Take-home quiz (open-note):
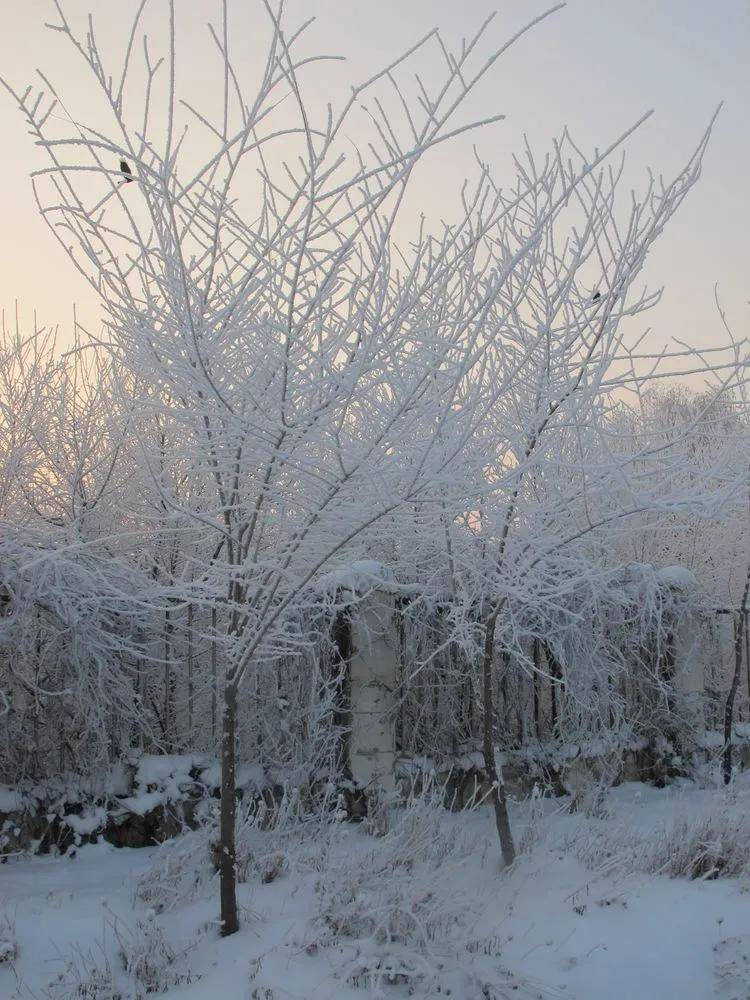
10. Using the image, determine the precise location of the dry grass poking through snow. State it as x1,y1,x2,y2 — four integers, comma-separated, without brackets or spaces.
310,787,560,998
570,788,750,880
44,907,198,999
0,912,17,967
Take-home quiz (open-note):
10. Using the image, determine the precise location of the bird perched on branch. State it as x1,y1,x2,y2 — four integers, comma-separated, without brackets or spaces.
119,159,134,183
591,290,601,303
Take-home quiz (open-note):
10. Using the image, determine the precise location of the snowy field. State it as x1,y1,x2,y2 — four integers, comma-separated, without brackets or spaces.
3,775,750,1000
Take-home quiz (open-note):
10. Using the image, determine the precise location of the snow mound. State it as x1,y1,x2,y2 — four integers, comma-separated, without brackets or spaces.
63,807,108,837
118,754,207,816
0,786,27,813
316,559,396,597
656,565,699,590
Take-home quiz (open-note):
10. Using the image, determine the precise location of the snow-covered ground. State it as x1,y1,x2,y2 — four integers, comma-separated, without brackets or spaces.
2,776,750,999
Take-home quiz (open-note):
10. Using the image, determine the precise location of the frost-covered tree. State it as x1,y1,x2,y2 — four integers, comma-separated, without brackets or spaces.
444,122,743,862
4,0,579,931
2,0,746,920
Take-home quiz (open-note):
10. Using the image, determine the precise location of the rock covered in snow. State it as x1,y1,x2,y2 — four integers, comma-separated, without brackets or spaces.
655,565,700,591
315,559,397,598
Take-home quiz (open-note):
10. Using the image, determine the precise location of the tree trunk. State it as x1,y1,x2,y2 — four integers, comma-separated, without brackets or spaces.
481,609,516,866
723,612,744,785
544,641,564,735
187,601,194,742
331,611,353,776
211,607,218,742
163,605,175,752
533,637,541,739
723,555,750,784
219,678,239,935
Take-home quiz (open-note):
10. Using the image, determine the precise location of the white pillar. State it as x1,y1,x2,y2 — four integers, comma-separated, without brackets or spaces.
672,608,709,698
659,566,708,736
349,588,398,795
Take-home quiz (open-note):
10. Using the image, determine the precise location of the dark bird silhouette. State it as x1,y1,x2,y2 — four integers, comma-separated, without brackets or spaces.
591,290,601,302
119,159,134,183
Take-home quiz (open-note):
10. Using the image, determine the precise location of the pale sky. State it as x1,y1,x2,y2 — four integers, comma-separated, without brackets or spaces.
1,0,748,369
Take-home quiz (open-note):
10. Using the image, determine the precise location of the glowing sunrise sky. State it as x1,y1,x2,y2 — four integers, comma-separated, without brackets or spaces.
1,0,747,373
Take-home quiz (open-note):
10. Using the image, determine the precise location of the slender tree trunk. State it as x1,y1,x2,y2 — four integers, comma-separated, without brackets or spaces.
550,676,557,732
164,605,174,751
331,611,353,775
544,641,564,734
481,609,516,866
219,677,239,935
187,602,194,743
723,558,750,784
723,612,745,784
533,636,541,739
211,607,218,743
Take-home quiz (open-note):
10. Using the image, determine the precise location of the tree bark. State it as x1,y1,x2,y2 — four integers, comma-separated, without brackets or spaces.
187,601,194,742
163,605,175,752
723,556,750,785
219,678,239,935
543,641,564,735
481,609,516,866
723,612,745,785
533,637,541,739
211,607,218,742
331,611,353,776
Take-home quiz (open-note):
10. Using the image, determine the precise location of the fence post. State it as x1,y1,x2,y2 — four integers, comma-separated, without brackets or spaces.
349,587,398,795
668,578,709,740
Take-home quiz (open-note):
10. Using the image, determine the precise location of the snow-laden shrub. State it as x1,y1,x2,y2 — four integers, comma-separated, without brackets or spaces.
233,783,343,881
572,793,750,880
563,752,619,819
115,911,196,993
0,911,17,965
45,911,196,998
361,783,390,837
518,785,547,855
134,825,216,912
45,945,120,1000
644,808,750,879
134,784,335,912
311,787,478,993
0,529,160,785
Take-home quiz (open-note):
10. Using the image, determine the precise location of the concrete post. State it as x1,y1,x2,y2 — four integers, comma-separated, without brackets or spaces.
349,588,399,795
672,607,709,698
661,567,709,739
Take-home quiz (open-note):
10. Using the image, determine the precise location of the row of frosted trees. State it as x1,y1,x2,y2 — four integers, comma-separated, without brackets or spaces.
1,0,748,930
